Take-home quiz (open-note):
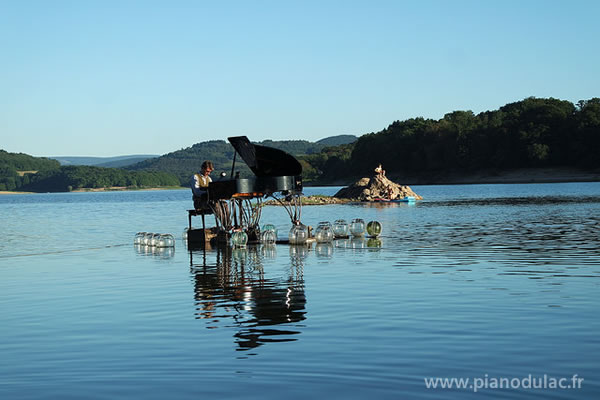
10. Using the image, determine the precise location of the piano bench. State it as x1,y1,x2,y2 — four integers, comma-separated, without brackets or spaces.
188,208,213,230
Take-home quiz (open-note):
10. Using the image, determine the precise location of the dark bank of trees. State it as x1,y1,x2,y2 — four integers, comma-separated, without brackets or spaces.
0,150,60,191
0,150,60,171
20,166,180,192
299,143,355,183
0,162,179,192
302,97,600,183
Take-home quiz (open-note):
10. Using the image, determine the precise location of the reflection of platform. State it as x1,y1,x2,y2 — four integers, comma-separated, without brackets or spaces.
189,245,306,352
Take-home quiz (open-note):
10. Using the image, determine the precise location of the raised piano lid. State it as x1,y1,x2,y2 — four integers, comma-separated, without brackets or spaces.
228,136,303,177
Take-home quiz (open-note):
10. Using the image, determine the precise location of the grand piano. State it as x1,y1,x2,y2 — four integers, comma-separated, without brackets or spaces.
207,136,303,200
189,136,303,241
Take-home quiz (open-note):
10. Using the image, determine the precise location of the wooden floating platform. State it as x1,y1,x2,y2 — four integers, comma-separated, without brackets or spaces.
275,238,317,245
187,230,359,248
187,228,221,244
187,230,319,246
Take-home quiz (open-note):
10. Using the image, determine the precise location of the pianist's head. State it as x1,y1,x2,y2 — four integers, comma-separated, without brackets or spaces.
201,161,214,175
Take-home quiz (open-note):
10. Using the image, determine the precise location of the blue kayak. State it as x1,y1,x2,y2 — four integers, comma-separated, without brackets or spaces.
374,196,416,203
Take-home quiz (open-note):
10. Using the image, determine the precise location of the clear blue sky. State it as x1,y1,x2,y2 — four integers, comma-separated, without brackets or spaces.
2,0,599,157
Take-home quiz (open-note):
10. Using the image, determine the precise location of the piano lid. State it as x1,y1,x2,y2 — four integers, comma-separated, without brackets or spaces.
228,136,303,177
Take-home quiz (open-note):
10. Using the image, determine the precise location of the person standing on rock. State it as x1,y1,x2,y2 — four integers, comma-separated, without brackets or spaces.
374,164,386,177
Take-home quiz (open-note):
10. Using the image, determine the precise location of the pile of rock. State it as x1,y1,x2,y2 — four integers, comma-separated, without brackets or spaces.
263,195,350,206
333,173,422,201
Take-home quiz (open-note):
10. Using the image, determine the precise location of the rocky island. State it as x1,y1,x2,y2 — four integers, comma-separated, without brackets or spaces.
264,165,422,205
333,166,422,201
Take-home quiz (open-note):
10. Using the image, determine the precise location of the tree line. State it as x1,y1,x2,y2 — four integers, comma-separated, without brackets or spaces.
0,150,59,171
301,97,600,183
0,164,179,192
3,97,598,191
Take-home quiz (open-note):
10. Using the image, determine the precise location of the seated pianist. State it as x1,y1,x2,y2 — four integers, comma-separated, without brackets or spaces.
190,160,214,210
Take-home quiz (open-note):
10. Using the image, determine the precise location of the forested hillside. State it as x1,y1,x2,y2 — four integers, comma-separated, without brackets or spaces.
0,150,179,192
0,150,60,171
18,166,180,192
0,150,60,191
304,97,600,183
126,140,239,184
126,139,331,184
316,134,357,146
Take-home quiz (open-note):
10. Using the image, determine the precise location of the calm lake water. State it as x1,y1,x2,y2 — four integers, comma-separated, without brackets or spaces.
1,183,599,399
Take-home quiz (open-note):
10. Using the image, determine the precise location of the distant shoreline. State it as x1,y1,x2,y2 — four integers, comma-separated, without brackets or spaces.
70,186,184,193
2,168,599,195
0,187,185,195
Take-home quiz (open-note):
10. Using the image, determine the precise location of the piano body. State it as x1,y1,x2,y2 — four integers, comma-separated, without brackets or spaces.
208,136,303,200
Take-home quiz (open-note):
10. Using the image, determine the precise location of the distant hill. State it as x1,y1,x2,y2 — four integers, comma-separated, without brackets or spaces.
50,155,158,167
256,139,324,155
1,150,60,171
126,137,348,185
1,149,61,190
316,134,357,146
126,140,238,184
0,150,178,192
314,96,600,183
96,157,160,168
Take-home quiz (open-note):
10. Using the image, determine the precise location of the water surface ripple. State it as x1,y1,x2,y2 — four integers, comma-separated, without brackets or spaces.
1,183,599,399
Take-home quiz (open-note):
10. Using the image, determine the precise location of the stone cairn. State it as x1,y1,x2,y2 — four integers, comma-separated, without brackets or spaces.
333,164,422,201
